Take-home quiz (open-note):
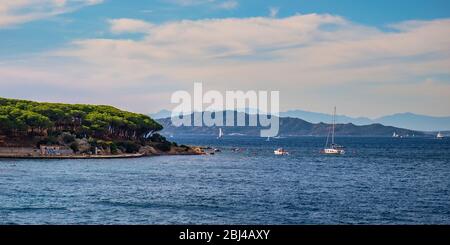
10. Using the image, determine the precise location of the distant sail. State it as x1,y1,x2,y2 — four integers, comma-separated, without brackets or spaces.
218,128,224,139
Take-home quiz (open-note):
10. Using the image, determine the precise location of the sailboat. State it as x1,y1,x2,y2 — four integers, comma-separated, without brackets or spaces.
320,107,345,155
392,132,400,138
266,136,270,141
437,132,444,139
217,128,224,139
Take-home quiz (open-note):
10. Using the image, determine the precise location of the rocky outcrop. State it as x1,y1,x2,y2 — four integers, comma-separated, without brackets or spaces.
139,145,159,155
139,145,205,156
75,138,91,153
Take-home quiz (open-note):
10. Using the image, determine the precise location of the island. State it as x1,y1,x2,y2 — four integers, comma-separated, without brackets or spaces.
157,111,426,137
0,97,204,159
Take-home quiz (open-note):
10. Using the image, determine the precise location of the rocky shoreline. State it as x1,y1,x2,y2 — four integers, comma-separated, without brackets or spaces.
0,145,206,159
0,97,205,160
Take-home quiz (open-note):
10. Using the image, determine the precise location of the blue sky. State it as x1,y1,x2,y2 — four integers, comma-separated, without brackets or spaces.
2,0,450,57
1,0,450,117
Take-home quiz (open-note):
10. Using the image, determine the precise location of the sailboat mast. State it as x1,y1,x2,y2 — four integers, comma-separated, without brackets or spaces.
332,106,336,145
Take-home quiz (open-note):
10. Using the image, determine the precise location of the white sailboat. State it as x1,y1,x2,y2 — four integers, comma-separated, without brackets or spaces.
217,128,224,139
392,132,400,138
320,107,345,155
437,132,444,139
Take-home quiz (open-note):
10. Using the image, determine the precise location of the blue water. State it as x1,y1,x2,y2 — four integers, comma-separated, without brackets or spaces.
0,136,449,224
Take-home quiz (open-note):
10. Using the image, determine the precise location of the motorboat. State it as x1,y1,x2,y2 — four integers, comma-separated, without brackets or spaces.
274,148,289,155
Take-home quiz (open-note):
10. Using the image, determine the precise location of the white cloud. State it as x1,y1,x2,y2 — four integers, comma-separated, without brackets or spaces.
166,0,238,10
269,7,279,18
109,18,154,34
2,14,450,117
0,0,103,28
217,0,238,10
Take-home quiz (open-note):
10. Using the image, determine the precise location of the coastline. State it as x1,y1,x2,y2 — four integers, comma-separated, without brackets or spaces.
0,153,146,159
0,152,204,160
0,146,206,160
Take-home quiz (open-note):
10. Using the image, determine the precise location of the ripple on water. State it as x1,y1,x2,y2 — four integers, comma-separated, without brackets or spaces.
0,136,449,224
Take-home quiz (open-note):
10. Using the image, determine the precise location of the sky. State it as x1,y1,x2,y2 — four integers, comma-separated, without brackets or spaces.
0,0,450,118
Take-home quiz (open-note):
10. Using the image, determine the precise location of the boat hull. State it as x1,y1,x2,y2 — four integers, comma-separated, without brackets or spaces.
320,148,345,155
274,148,289,155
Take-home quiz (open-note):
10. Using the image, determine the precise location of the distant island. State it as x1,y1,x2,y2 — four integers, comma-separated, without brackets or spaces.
151,109,450,132
0,97,203,158
280,110,450,132
157,111,426,137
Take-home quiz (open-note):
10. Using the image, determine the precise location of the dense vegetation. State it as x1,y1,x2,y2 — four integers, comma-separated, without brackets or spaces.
0,98,162,139
0,97,163,142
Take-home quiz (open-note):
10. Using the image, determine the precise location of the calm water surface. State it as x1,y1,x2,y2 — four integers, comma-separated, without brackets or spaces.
0,136,449,224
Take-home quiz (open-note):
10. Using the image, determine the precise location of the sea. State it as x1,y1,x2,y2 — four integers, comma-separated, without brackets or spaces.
0,136,449,224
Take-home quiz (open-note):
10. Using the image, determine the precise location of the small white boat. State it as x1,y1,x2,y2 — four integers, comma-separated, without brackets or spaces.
437,132,444,139
392,132,400,138
320,144,345,155
321,107,345,155
217,128,224,139
274,148,289,155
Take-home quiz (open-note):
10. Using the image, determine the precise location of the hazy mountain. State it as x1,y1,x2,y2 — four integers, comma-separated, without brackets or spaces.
150,108,260,119
149,109,172,119
280,110,373,125
152,109,450,131
156,111,424,137
375,113,450,131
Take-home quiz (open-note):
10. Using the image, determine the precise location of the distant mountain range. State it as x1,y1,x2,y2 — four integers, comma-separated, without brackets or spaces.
150,109,172,120
374,113,450,132
151,109,450,131
156,111,425,137
280,110,450,131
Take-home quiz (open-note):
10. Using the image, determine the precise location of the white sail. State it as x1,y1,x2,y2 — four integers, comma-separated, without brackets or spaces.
218,128,224,139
